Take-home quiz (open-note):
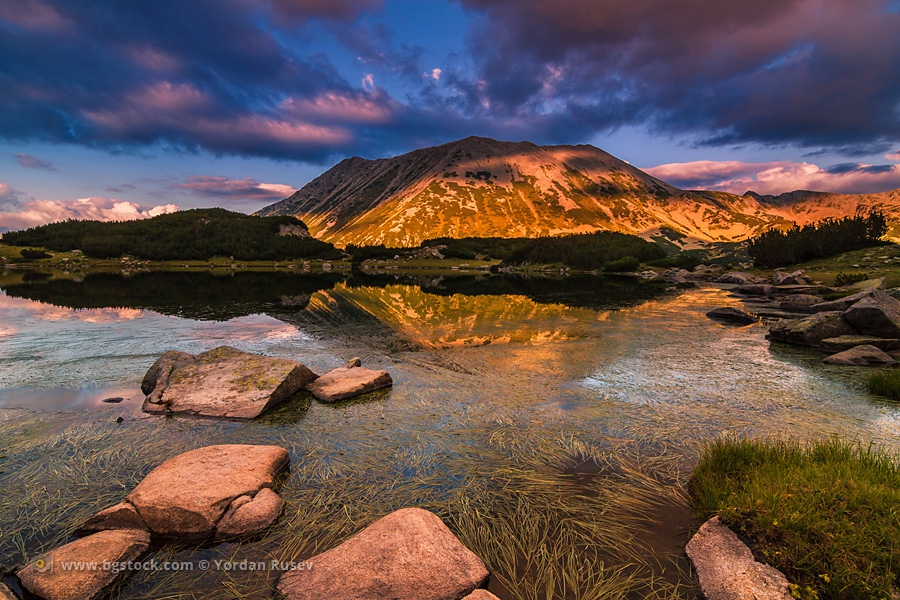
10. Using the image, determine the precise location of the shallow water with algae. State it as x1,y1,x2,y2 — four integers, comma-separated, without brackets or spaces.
1,270,898,599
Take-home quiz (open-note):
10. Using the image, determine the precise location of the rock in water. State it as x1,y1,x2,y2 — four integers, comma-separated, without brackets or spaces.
822,345,897,366
79,444,289,540
820,335,900,353
306,363,392,403
685,517,791,600
706,307,759,325
141,346,318,418
277,508,488,600
767,312,856,347
842,291,900,338
17,529,150,600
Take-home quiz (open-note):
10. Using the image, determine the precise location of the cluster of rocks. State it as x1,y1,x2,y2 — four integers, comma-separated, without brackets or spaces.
10,444,498,600
141,346,392,418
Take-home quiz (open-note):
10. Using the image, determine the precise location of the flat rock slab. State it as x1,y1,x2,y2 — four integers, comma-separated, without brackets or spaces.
306,364,392,403
80,444,289,540
142,346,318,419
685,517,791,600
17,529,150,600
767,311,856,347
706,307,759,325
823,345,896,366
277,507,488,600
821,335,900,353
843,291,900,338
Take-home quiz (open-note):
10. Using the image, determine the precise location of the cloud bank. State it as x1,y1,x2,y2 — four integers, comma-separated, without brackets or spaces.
0,196,178,232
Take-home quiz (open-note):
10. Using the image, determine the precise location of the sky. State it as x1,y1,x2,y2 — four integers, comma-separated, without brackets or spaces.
2,0,900,230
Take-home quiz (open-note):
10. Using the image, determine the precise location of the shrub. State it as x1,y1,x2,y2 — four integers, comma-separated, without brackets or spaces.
868,369,900,401
834,272,869,287
603,256,640,272
19,249,51,259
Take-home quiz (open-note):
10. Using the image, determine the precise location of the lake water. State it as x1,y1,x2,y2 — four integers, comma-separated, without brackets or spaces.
1,269,898,600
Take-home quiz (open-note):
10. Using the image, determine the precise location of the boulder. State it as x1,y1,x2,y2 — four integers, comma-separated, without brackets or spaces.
734,284,774,296
79,445,289,540
822,345,896,366
306,363,392,403
820,335,900,353
17,529,150,600
767,311,856,347
843,277,886,292
277,508,488,600
141,346,318,419
718,272,761,285
774,269,804,286
778,294,822,312
842,291,900,338
706,307,759,325
685,517,791,600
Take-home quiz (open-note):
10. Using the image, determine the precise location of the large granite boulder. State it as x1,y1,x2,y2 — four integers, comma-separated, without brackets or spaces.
142,346,318,418
822,345,897,366
842,291,900,338
767,311,856,347
774,269,805,286
306,362,392,403
17,529,150,600
685,517,791,600
277,508,488,600
809,289,875,313
778,294,822,312
79,445,289,540
706,307,759,325
821,335,900,353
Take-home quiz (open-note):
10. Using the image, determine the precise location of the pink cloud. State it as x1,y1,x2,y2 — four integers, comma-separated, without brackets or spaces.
12,152,56,171
0,197,178,232
280,91,395,124
127,46,182,74
0,183,19,204
0,0,70,31
174,176,295,199
646,160,900,196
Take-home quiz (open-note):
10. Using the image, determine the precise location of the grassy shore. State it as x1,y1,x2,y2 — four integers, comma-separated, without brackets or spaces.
868,369,900,401
691,437,900,600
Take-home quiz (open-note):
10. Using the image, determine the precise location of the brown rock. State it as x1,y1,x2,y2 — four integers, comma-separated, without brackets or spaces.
17,529,150,600
277,507,488,600
124,444,289,539
685,517,791,600
142,346,318,419
767,311,857,347
734,284,773,296
306,364,392,403
215,487,284,539
822,345,896,366
706,307,758,325
820,335,900,353
77,502,147,535
462,592,501,600
843,291,900,338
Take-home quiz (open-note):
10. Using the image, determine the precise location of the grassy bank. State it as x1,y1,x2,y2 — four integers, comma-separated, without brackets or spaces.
690,437,900,599
868,369,900,401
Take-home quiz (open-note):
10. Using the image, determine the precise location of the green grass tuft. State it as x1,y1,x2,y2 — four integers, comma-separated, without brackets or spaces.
690,437,900,600
868,369,900,401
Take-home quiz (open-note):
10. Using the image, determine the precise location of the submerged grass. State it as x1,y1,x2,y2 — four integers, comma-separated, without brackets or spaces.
690,437,900,600
867,368,900,401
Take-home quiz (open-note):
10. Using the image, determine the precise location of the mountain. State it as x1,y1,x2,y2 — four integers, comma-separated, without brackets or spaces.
257,137,900,247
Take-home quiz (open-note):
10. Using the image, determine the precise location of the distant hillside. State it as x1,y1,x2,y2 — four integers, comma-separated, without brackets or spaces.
1,208,341,261
257,136,900,248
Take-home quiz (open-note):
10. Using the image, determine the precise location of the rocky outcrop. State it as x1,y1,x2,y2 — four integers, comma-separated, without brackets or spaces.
17,529,150,600
774,269,808,286
842,291,900,338
767,311,856,347
277,508,488,600
718,272,761,285
306,362,393,403
810,289,877,313
820,335,900,353
706,307,759,325
822,345,897,366
141,346,318,419
79,445,289,540
685,517,791,600
778,294,822,312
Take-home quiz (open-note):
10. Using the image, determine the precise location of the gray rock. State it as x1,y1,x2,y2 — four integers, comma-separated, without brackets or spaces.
142,346,318,419
843,291,900,338
718,272,761,285
17,529,150,600
778,294,822,312
80,444,289,540
843,277,886,292
809,289,876,313
774,269,804,286
706,307,759,325
820,335,900,353
734,284,774,296
277,508,488,600
306,364,392,403
685,517,791,600
822,345,896,366
767,311,857,347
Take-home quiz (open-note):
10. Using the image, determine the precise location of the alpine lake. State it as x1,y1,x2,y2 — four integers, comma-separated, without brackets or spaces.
1,267,898,600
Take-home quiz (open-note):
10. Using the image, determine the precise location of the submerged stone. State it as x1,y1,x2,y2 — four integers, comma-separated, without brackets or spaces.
277,507,488,600
685,517,791,600
306,363,392,403
706,307,759,325
141,346,318,419
17,529,150,600
822,345,896,366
